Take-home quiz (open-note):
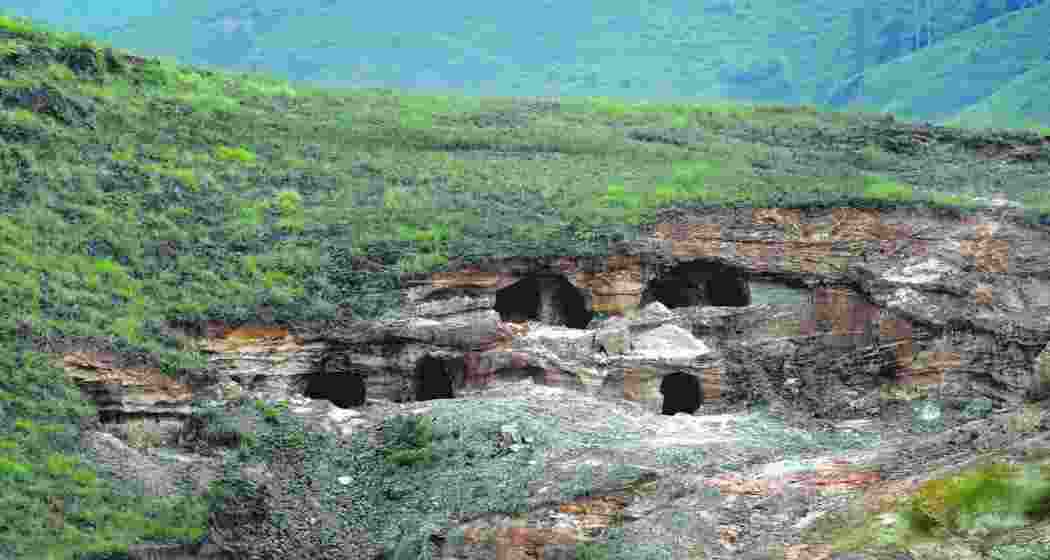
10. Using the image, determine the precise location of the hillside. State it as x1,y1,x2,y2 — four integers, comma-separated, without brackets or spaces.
847,1,1050,128
1,12,1050,559
943,63,1050,131
2,1,1049,130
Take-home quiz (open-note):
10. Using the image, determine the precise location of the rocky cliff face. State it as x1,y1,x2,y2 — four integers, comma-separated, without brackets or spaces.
61,203,1050,433
311,203,1050,423
55,202,1050,560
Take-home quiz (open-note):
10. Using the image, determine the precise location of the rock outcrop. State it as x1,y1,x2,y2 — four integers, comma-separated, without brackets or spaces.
291,203,1050,423
61,202,1050,430
57,202,1050,560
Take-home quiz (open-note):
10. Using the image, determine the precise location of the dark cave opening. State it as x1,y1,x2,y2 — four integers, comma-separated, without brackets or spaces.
415,355,455,401
494,273,593,329
642,260,750,309
301,372,366,408
660,372,702,415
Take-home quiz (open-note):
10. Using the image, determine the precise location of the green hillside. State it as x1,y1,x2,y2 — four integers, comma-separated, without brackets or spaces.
944,63,1050,131
849,2,1050,128
1,13,1049,559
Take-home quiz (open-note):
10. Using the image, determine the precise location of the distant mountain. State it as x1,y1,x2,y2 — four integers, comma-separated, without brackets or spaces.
844,2,1050,130
2,0,1047,130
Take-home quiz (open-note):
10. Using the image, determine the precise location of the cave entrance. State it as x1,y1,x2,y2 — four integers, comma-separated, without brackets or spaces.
415,355,455,401
642,260,750,309
301,373,366,408
660,372,702,415
494,274,593,329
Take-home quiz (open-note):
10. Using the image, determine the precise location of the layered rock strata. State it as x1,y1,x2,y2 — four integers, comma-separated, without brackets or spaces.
60,204,1050,432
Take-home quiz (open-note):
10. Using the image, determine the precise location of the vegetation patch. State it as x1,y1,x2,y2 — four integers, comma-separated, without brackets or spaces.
0,13,1049,558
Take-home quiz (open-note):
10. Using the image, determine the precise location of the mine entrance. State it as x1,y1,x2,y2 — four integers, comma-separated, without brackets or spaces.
494,273,593,329
660,372,702,415
301,372,366,408
415,355,455,401
642,260,750,309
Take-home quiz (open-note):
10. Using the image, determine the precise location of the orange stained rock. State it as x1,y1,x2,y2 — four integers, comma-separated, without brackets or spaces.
973,285,995,306
59,351,192,400
752,207,801,227
557,495,627,530
960,217,1010,273
653,222,723,257
861,478,922,514
703,474,772,496
431,270,506,289
718,525,739,546
785,543,833,560
202,324,301,353
225,325,290,340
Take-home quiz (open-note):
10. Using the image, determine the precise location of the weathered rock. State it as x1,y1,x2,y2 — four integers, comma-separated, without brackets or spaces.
594,320,630,355
121,205,1047,426
59,203,1050,560
1035,341,1050,396
59,351,194,418
328,310,511,351
196,324,327,402
405,293,496,318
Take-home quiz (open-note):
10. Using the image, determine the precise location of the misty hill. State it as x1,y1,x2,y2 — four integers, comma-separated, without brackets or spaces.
2,0,1049,130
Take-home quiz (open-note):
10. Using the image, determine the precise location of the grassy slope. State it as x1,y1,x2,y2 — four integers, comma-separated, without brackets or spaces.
851,3,1050,126
944,63,1050,131
1,13,1050,559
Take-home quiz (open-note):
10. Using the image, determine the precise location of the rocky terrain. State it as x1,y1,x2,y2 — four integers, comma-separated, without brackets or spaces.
64,201,1050,559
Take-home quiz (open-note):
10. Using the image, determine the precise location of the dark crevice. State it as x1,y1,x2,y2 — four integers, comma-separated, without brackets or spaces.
97,410,188,424
300,372,366,408
494,273,592,329
415,355,455,401
643,260,750,309
660,372,702,415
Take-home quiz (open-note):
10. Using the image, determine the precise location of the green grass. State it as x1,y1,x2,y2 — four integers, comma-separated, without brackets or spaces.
1,13,1049,559
800,455,1050,559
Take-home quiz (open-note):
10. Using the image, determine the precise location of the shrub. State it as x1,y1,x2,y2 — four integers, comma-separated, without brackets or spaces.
0,15,37,37
0,455,32,481
858,143,895,168
253,399,289,424
987,543,1050,560
397,252,449,276
214,145,257,164
897,460,1050,542
862,177,913,204
380,414,436,468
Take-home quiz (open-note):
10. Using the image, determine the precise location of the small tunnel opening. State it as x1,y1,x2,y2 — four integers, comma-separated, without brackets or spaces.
415,355,455,401
495,276,540,323
99,410,121,424
494,273,592,329
301,372,366,408
660,372,702,415
642,260,750,309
